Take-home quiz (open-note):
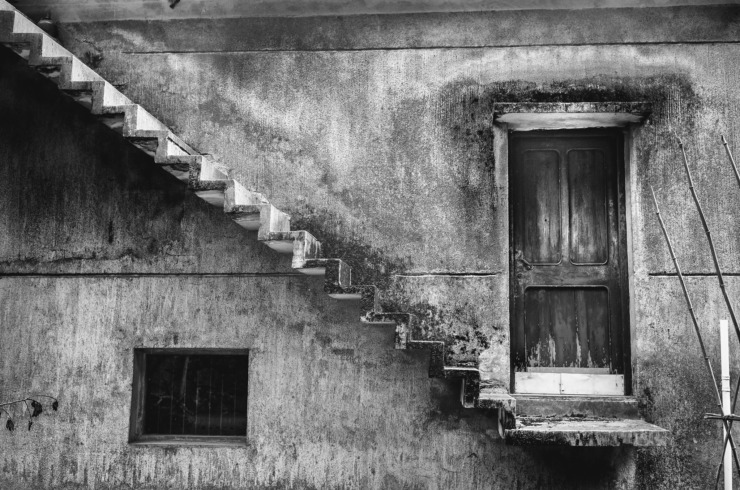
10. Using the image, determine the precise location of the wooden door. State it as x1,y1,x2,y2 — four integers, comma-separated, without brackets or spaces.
509,130,628,395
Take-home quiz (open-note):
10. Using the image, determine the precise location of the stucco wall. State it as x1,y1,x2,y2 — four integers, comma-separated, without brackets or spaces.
1,4,740,489
12,0,729,22
57,5,740,374
0,47,637,489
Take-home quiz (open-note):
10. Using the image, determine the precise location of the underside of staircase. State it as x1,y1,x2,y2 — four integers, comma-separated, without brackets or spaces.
1,1,674,447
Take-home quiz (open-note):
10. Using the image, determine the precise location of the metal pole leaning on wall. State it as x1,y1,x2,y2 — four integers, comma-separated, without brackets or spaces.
650,186,740,475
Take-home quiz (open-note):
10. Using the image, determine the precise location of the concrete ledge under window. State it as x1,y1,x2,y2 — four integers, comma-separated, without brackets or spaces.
129,435,248,448
493,102,651,131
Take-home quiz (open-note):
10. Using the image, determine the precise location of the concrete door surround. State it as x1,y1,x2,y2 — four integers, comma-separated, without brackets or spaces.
494,100,649,396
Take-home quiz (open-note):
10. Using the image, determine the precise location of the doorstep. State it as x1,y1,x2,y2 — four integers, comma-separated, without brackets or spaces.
514,394,639,419
504,417,670,446
503,394,669,447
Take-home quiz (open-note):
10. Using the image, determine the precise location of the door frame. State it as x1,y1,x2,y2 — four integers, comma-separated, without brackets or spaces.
507,128,630,395
492,104,646,396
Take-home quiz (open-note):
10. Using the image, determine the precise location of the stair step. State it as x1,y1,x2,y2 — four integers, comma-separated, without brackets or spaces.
60,80,101,110
261,231,322,268
443,367,480,408
366,312,416,350
262,230,310,254
3,39,30,59
0,33,39,62
31,56,70,83
477,389,516,411
193,184,228,207
407,340,444,377
443,366,478,378
225,204,264,231
128,129,170,158
97,105,129,133
328,284,376,301
97,82,131,112
513,395,640,419
156,155,203,183
298,258,351,285
504,417,669,447
188,160,231,206
0,0,463,410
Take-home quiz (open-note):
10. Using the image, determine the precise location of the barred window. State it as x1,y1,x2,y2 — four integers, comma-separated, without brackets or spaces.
129,349,248,446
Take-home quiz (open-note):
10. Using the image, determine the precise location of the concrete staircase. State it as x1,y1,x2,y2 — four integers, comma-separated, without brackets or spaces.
0,1,504,412
0,1,675,447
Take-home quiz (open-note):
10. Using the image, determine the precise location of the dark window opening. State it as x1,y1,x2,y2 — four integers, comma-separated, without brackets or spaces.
130,349,248,446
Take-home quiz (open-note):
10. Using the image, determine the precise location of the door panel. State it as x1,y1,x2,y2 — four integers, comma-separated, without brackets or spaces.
523,287,609,369
521,150,561,264
569,149,608,265
510,130,627,389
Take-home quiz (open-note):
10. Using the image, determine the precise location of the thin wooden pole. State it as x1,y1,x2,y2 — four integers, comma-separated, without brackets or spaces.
651,186,740,474
678,137,740,412
721,132,740,425
714,135,740,488
721,135,740,191
679,137,740,344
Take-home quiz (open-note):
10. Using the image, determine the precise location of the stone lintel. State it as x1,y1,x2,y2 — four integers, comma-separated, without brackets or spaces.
494,102,651,131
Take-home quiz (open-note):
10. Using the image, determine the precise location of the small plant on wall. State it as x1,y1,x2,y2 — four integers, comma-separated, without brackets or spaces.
1,395,58,432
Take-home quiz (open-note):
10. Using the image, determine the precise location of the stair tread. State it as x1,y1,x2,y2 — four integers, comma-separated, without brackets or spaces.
0,0,459,407
512,394,639,419
263,230,318,241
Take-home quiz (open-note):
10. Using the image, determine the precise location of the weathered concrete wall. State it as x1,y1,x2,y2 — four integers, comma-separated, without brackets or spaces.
57,5,740,370
0,47,637,489
2,4,740,488
13,0,729,22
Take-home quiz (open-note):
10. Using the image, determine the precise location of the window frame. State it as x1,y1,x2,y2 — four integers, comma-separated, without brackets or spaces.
129,348,249,447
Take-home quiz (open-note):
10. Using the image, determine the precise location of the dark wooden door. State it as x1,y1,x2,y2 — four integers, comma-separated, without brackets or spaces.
510,130,628,379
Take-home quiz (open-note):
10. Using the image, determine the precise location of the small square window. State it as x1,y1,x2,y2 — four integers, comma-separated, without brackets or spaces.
129,349,248,446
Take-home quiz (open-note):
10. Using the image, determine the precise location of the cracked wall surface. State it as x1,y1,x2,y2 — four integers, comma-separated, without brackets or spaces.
2,4,740,489
0,45,639,490
11,0,729,22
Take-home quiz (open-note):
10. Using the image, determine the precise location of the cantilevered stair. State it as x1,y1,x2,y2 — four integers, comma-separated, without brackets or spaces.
0,0,494,412
1,2,674,446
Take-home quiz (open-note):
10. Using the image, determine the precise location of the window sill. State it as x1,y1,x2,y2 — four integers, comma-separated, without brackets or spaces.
129,435,248,448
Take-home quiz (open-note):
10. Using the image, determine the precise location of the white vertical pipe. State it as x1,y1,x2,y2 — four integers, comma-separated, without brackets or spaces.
721,319,732,490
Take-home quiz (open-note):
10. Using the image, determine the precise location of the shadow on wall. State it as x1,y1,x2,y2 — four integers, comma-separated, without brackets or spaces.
294,73,698,279
292,73,698,368
522,446,636,488
0,47,288,274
